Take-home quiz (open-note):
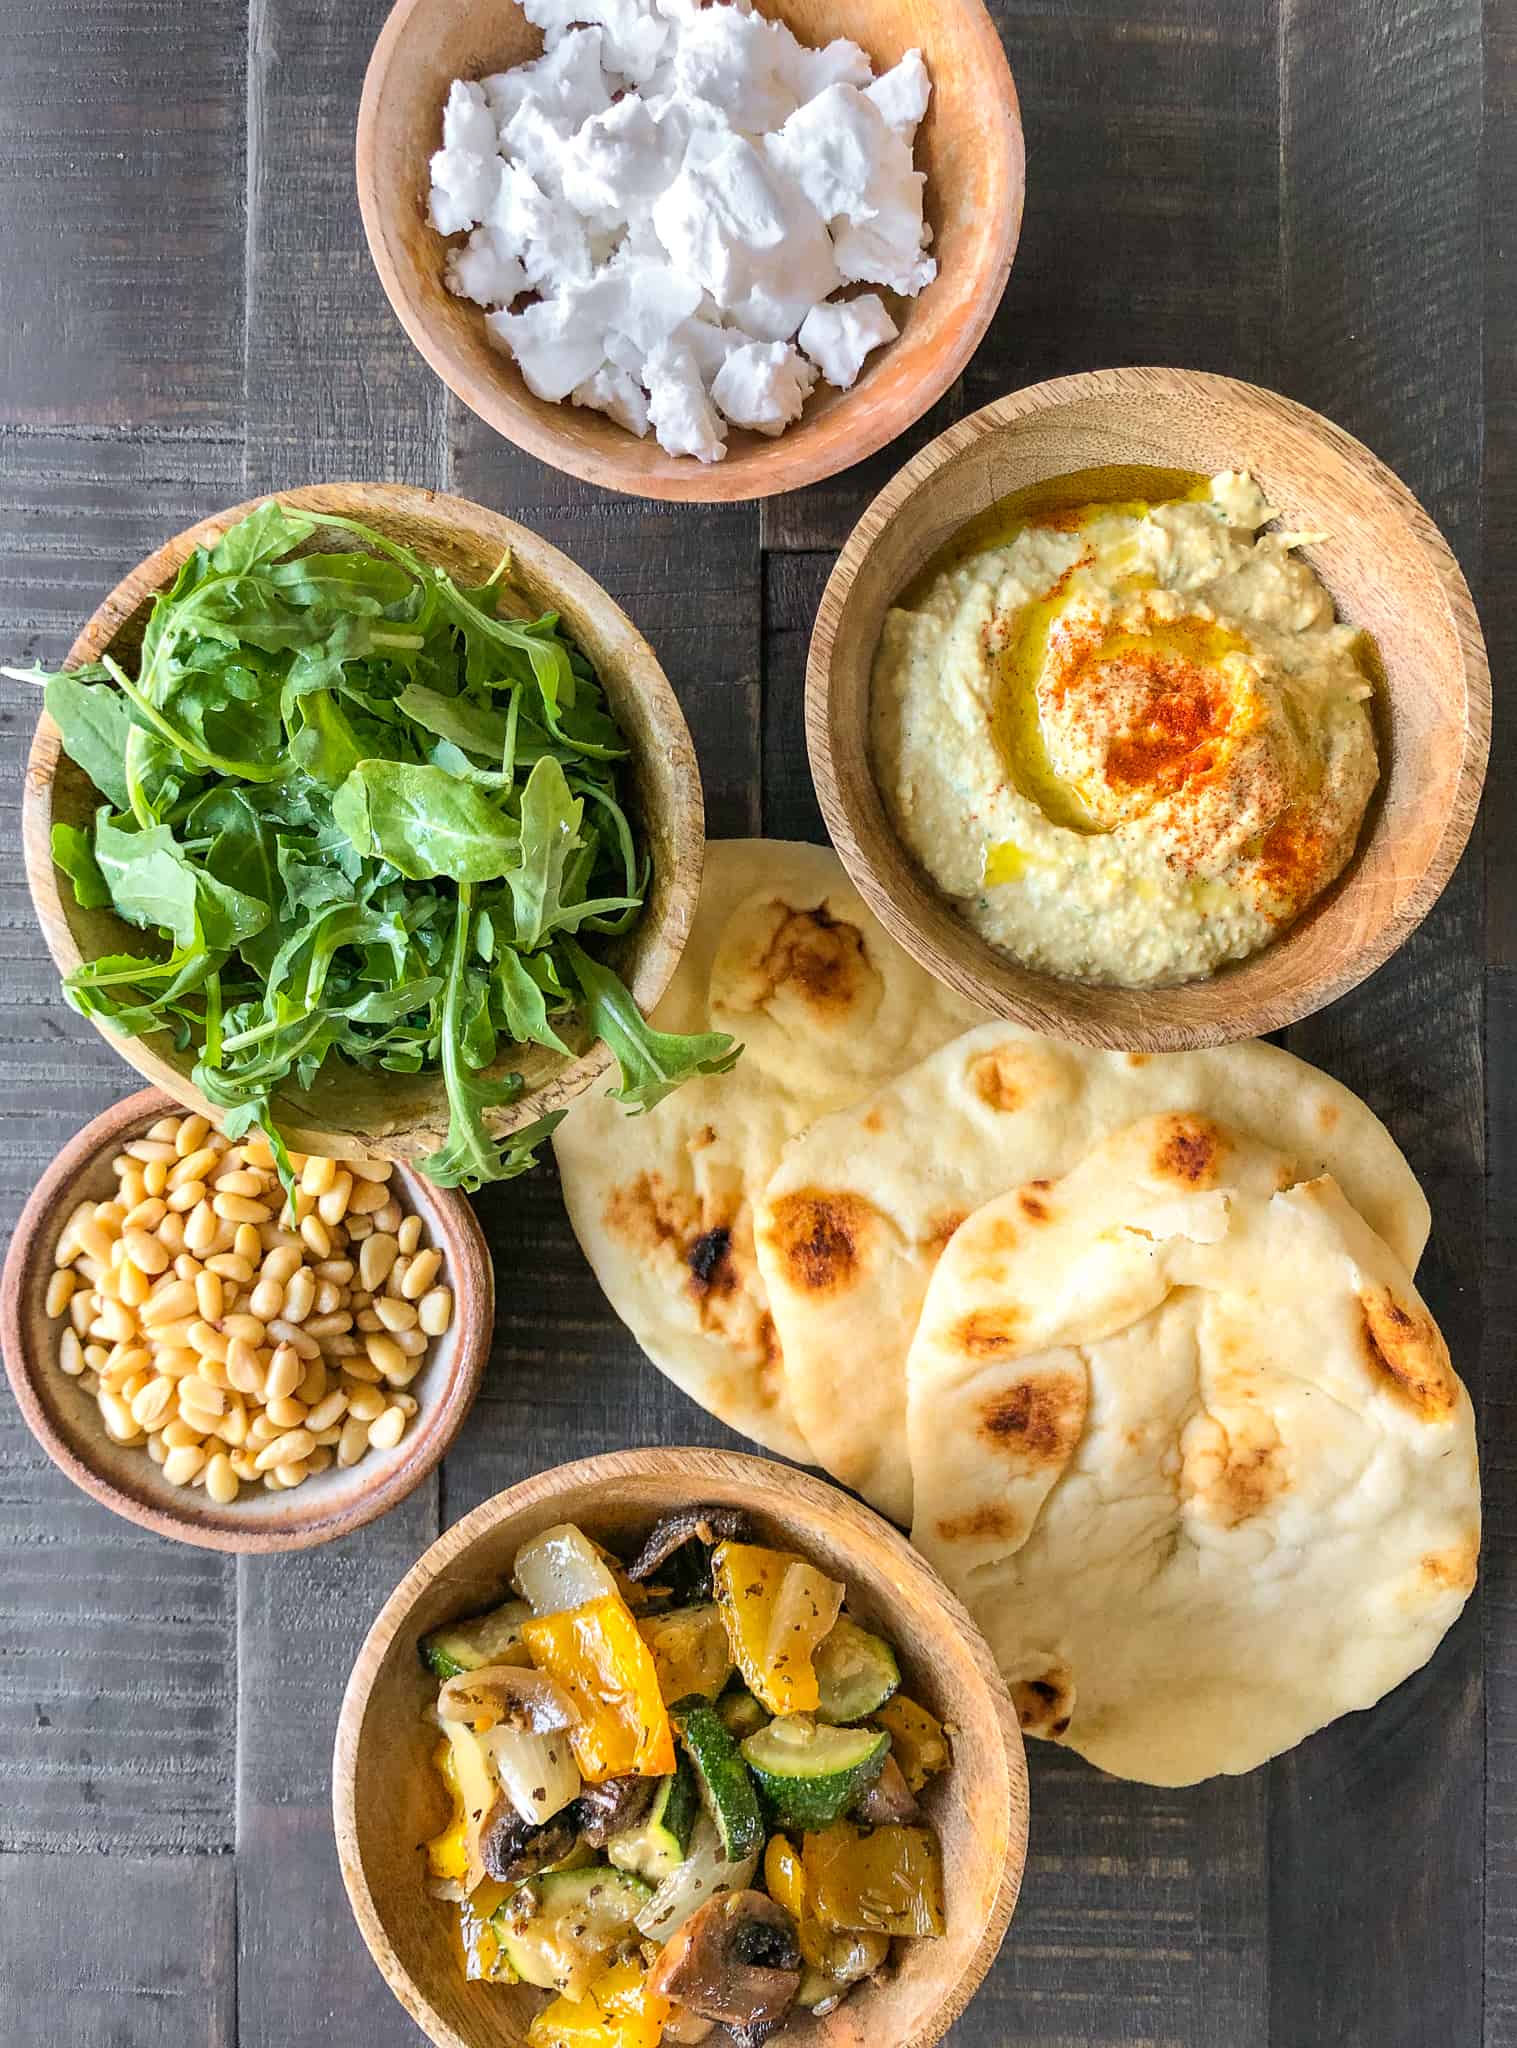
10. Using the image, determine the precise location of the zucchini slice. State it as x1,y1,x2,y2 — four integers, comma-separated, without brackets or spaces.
420,1598,532,1679
677,1703,765,1860
493,1866,652,2001
814,1617,900,1725
607,1762,700,1885
740,1715,888,1830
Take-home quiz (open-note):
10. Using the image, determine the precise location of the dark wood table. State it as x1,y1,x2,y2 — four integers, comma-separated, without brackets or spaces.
0,1,1507,2041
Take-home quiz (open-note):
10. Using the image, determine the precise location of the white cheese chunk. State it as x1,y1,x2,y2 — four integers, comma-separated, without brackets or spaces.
442,80,500,159
798,293,898,388
572,363,653,437
652,132,837,339
783,34,873,102
645,342,729,462
483,29,611,133
487,287,614,401
446,226,530,308
491,163,594,290
522,0,669,83
559,94,683,220
711,340,817,435
428,148,501,236
866,48,932,135
765,82,883,221
668,6,801,134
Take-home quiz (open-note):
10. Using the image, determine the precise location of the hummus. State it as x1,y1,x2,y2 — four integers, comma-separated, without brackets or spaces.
870,471,1380,986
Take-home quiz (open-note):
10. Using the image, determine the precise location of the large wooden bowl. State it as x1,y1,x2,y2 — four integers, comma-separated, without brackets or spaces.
23,483,704,1163
0,1088,492,1553
356,0,1023,503
334,1447,1028,2048
808,367,1491,1050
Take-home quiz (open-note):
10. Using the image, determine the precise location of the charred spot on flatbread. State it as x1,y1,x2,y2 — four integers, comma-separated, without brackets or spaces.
687,1227,734,1296
604,1171,702,1257
1183,1419,1289,1527
953,1308,1024,1359
1420,1538,1479,1595
1017,1182,1053,1223
603,1175,774,1364
925,1207,968,1253
1011,1663,1075,1739
934,1502,1022,1545
764,1188,883,1296
1359,1288,1459,1421
733,901,875,1023
978,1371,1085,1467
1151,1113,1228,1189
967,1040,1060,1112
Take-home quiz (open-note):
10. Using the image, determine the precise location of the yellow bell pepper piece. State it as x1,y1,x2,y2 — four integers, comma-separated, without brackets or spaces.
763,1834,831,1974
527,1955,672,2048
873,1695,951,1792
522,1595,675,1782
638,1604,734,1704
425,1736,470,1885
460,1890,517,1982
802,1821,946,1939
712,1542,844,1716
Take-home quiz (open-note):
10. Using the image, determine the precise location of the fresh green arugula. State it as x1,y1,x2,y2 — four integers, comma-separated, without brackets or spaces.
7,500,737,1192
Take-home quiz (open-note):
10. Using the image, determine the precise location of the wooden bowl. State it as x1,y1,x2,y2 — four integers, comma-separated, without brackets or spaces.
0,1088,492,1553
334,1447,1028,2048
807,367,1491,1050
23,482,704,1163
356,0,1023,503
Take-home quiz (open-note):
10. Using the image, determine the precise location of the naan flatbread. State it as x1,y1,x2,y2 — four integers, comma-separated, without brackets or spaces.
906,1114,1478,1784
755,1021,1430,1521
552,841,986,1458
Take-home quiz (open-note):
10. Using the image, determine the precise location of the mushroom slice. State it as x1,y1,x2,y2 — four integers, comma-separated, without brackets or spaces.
575,1773,658,1847
850,1752,922,1827
480,1807,578,1886
646,1890,801,2041
626,1507,754,1590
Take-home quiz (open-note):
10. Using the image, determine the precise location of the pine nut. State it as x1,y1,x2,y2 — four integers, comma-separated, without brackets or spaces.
223,1314,267,1347
394,1394,419,1417
374,1296,417,1333
163,1444,206,1487
74,1217,115,1264
343,1381,386,1421
68,1291,95,1337
397,1215,423,1255
143,1159,169,1197
297,1357,328,1406
172,1253,203,1283
174,1114,211,1156
305,1390,348,1432
123,1198,169,1233
365,1333,407,1378
157,1211,185,1253
348,1177,391,1215
265,1395,309,1429
215,1402,249,1448
184,1201,219,1256
92,1298,137,1345
301,1154,337,1196
399,1248,441,1300
226,1339,264,1393
368,1406,407,1451
392,1327,428,1359
141,1281,198,1327
355,1308,382,1333
417,1287,453,1337
122,1228,167,1276
371,1199,403,1235
194,1271,223,1325
205,1454,239,1505
147,1433,167,1464
298,1215,331,1260
247,1413,279,1448
345,1216,372,1241
164,1180,205,1213
212,1169,265,1199
234,1223,262,1264
304,1311,352,1340
349,1157,394,1185
265,1347,303,1402
269,1318,319,1361
214,1193,270,1224
282,1267,316,1323
341,1353,382,1384
230,1450,260,1482
59,1329,85,1376
254,1428,316,1473
313,1279,341,1317
317,1173,353,1227
274,1459,310,1488
316,1259,354,1286
99,1391,139,1442
46,1270,76,1319
306,1445,334,1475
249,1278,285,1322
178,1376,226,1418
130,1378,175,1431
206,1253,254,1284
262,1244,302,1287
243,1138,275,1169
121,1262,155,1309
337,1416,371,1466
127,1139,177,1164
189,1321,230,1364
168,1146,218,1190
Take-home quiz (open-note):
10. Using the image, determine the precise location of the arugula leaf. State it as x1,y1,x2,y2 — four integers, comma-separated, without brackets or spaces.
564,939,740,1112
52,821,110,909
210,500,317,575
45,673,135,810
397,682,510,760
333,761,520,883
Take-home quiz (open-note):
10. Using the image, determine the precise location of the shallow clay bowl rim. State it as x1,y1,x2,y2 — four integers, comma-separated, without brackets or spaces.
22,481,704,1159
333,1446,1029,2048
0,1087,493,1554
355,0,1024,503
807,365,1491,1051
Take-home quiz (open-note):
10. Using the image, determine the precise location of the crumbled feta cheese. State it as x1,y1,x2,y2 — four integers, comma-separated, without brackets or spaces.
522,0,669,83
645,343,728,462
798,293,898,389
487,286,615,402
428,148,501,236
653,133,838,339
667,6,801,134
866,48,931,135
711,341,817,435
572,363,653,437
483,29,611,133
442,80,500,159
446,226,529,309
559,94,682,220
428,0,938,462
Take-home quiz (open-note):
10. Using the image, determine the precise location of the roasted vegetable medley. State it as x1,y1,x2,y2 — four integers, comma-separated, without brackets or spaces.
421,1509,950,2045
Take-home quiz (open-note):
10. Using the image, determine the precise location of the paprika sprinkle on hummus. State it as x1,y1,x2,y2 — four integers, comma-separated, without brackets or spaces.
870,468,1380,987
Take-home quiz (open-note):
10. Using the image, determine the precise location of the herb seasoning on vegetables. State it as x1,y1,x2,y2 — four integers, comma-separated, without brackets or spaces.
420,1508,950,2043
9,500,736,1190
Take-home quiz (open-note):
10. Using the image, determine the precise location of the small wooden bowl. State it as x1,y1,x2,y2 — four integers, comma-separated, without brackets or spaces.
334,1447,1028,2048
0,1089,492,1553
23,482,704,1163
807,367,1491,1050
356,0,1023,503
